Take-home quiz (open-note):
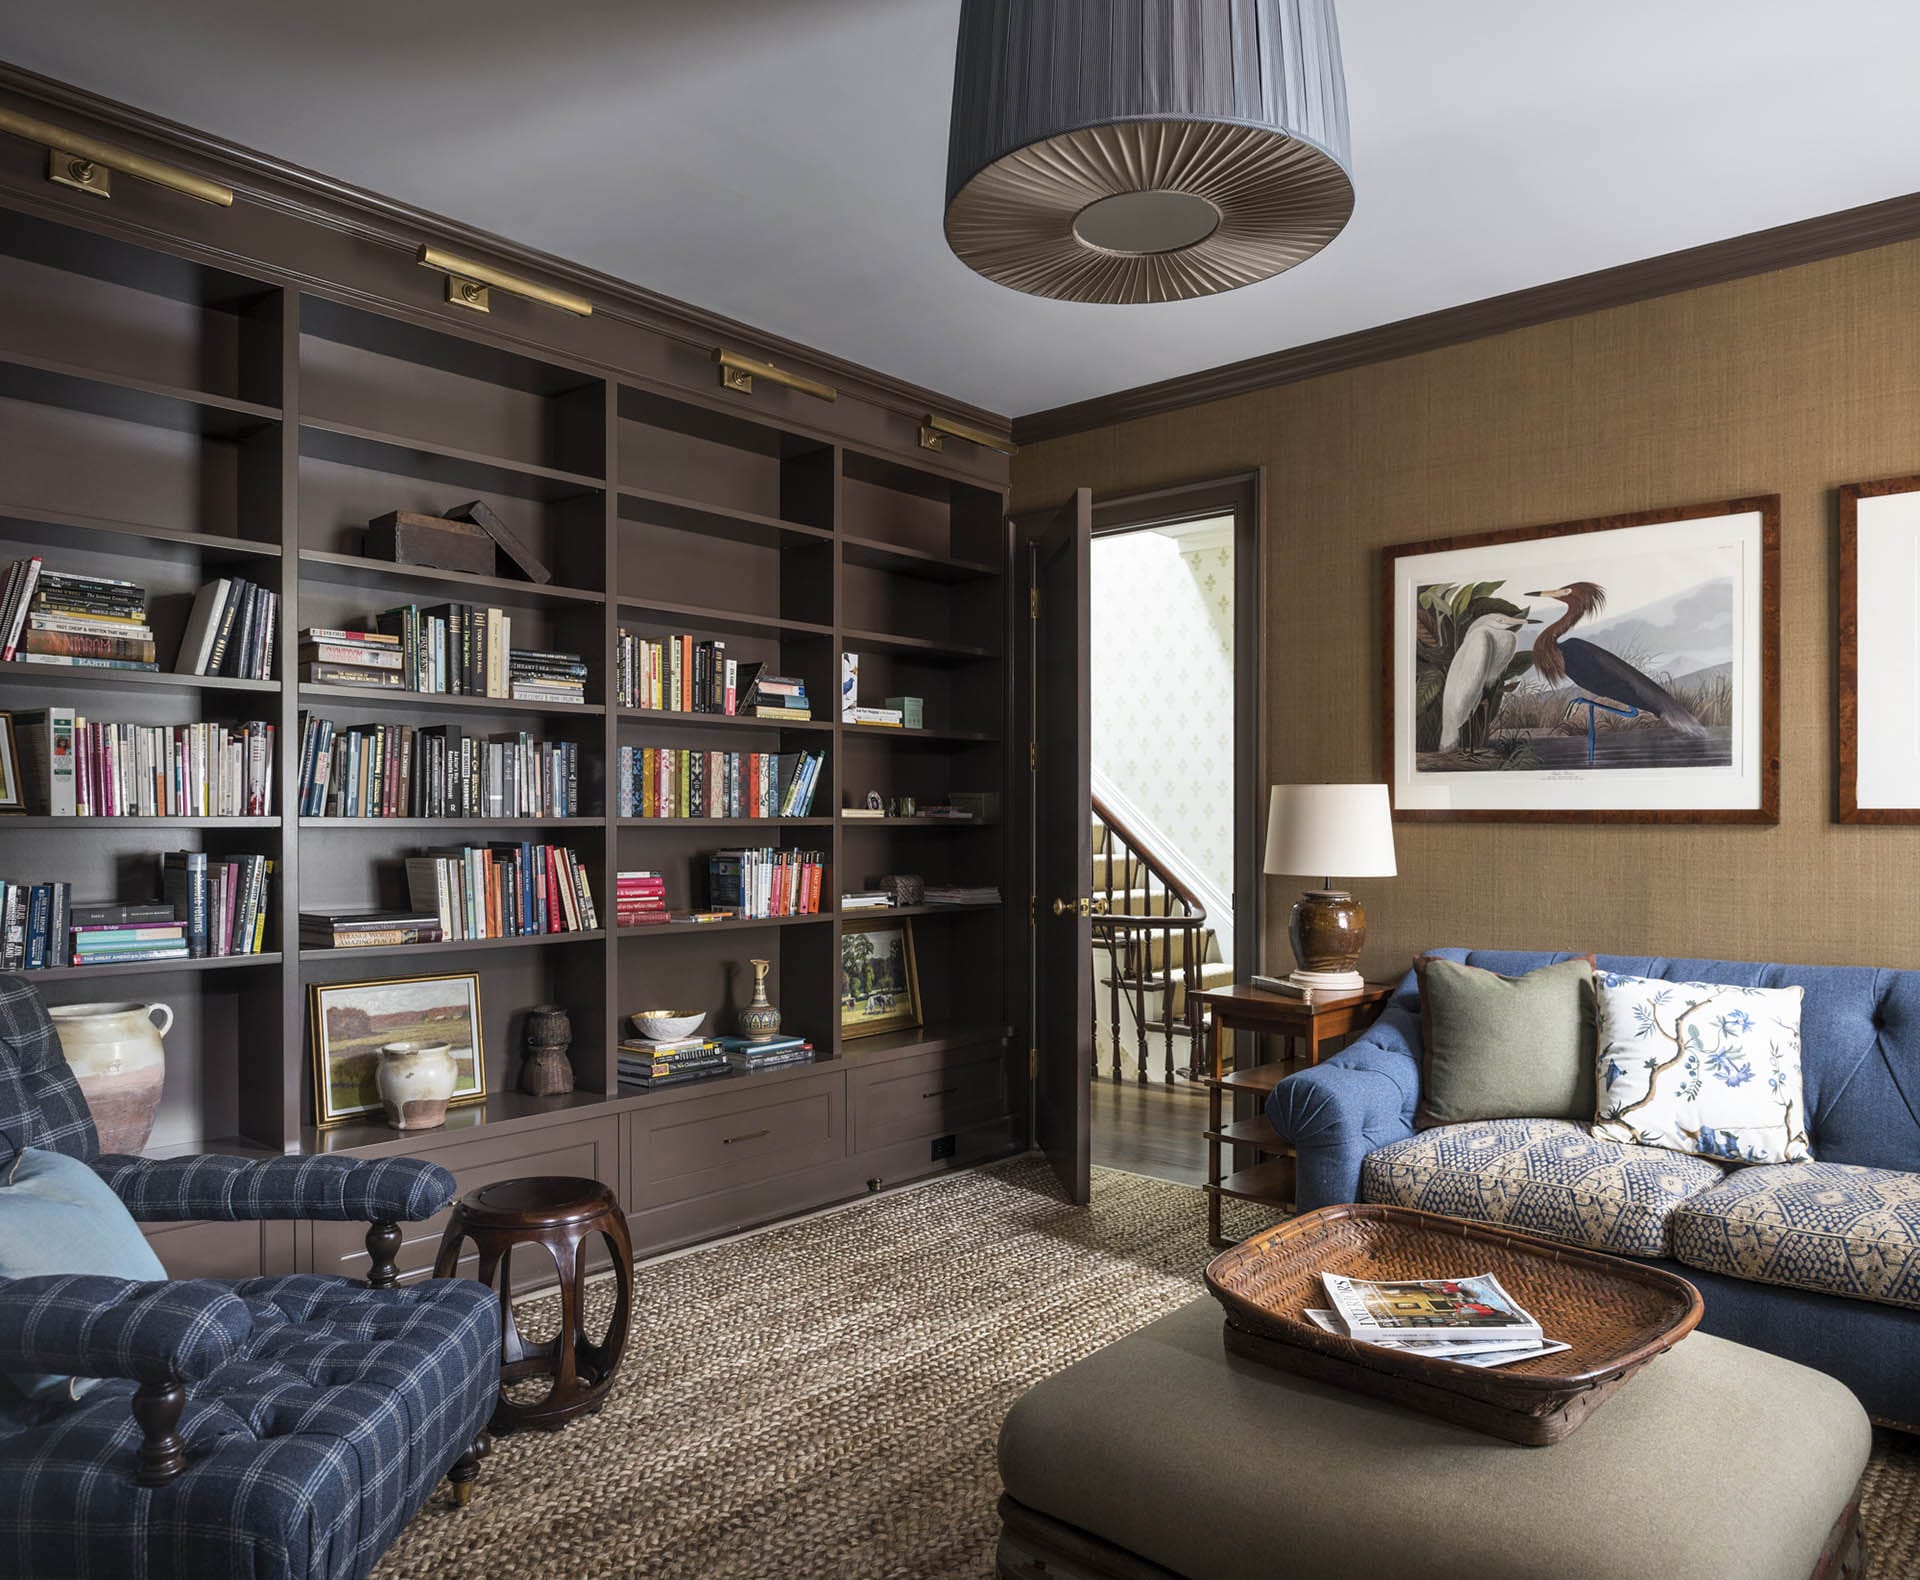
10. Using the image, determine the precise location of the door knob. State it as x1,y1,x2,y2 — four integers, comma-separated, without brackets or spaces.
1052,897,1105,917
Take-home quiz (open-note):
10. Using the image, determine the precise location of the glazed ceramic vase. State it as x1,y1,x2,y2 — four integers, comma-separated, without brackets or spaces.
739,959,781,1043
521,1004,574,1096
376,1040,457,1130
51,1001,172,1155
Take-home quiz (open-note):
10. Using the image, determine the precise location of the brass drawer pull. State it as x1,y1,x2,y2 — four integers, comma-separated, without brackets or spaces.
722,1129,771,1145
922,1087,958,1099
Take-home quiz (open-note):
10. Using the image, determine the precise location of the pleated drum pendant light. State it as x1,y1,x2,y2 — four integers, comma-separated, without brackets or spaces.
944,0,1354,304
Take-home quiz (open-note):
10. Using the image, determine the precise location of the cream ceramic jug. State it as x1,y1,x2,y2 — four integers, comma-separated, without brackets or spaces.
50,1000,172,1156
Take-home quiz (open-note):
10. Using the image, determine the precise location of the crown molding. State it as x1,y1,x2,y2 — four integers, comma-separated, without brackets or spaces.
1014,187,1920,445
0,59,1014,442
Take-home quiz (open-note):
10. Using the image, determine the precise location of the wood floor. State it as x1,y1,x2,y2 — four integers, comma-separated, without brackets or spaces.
1089,1073,1209,1186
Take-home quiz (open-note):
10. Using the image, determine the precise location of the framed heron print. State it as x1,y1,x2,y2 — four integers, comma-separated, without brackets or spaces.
1839,475,1920,822
1383,497,1779,822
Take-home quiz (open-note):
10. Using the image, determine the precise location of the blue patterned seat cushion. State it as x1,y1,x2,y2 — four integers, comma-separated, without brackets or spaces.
1360,1118,1727,1258
1673,1162,1920,1312
0,1275,499,1580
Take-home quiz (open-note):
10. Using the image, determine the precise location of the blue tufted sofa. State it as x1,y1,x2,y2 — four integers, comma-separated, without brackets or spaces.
1268,949,1920,1428
0,975,502,1578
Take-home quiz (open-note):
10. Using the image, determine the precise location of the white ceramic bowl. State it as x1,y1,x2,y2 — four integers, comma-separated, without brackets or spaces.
630,1009,706,1042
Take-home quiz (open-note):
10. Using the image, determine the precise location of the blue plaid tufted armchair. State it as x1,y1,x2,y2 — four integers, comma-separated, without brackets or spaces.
0,975,502,1580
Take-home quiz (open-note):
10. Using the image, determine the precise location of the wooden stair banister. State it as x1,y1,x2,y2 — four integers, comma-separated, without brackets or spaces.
1090,791,1211,1086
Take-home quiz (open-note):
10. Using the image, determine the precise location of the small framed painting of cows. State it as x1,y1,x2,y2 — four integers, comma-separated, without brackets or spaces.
1383,497,1779,823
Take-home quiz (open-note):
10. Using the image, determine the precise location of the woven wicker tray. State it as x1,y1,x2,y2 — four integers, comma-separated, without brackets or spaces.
1205,1204,1703,1445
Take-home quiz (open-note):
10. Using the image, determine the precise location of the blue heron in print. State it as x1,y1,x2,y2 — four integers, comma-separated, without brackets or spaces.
1524,582,1706,762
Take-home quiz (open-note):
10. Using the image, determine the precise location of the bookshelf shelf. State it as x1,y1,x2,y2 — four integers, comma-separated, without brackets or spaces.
0,349,282,438
615,596,833,640
0,665,279,698
839,534,1000,583
28,952,284,982
838,722,998,745
11,816,280,830
300,816,600,831
299,930,607,964
297,550,607,609
297,684,604,719
863,901,1003,919
840,1021,1006,1060
617,913,835,938
617,708,833,735
300,417,605,503
616,486,835,550
616,817,833,830
838,627,996,665
0,506,282,566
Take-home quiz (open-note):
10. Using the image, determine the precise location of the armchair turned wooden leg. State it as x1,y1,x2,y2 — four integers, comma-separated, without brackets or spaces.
133,1380,187,1486
448,1431,490,1508
365,1220,402,1290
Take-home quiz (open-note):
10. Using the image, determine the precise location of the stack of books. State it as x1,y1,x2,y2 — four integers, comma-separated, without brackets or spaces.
1309,1272,1568,1370
299,627,404,690
924,884,1000,906
1,562,158,672
160,851,274,957
720,1034,814,1073
840,890,893,912
616,747,822,820
739,665,810,720
403,842,598,940
708,848,826,919
615,870,668,927
14,709,274,818
617,1035,726,1090
176,576,278,679
843,704,904,727
299,908,442,950
508,648,587,705
296,717,580,819
617,633,734,713
71,916,191,968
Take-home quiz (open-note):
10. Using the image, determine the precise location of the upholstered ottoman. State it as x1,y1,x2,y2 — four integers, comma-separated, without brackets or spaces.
997,1297,1871,1580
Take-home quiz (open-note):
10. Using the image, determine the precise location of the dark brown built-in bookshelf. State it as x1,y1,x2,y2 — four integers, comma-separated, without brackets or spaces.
0,129,1018,1271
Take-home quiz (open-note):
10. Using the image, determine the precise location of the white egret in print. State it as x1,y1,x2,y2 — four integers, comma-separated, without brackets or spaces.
1438,612,1536,752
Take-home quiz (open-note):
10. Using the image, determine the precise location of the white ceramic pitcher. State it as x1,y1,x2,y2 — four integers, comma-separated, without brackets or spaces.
50,1000,172,1156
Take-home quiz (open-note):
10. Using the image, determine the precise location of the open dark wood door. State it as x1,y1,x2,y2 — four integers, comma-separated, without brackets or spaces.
1020,488,1093,1204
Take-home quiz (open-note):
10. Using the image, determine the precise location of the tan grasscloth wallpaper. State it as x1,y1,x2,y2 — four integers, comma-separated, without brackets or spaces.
1012,239,1920,979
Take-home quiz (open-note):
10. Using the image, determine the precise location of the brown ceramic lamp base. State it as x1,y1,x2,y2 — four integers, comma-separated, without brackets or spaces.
1287,889,1367,990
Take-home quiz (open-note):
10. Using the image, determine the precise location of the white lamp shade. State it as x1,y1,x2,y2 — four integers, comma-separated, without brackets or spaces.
1263,784,1397,881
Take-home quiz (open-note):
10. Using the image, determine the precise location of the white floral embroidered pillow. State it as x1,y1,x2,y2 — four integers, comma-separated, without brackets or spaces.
1591,973,1811,1165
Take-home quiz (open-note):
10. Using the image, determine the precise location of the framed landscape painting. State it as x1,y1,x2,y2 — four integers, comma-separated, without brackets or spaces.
839,916,922,1040
310,972,486,1124
1839,475,1920,822
1383,497,1779,822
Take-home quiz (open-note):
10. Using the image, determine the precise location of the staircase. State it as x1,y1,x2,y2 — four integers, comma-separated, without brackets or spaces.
1091,796,1234,1085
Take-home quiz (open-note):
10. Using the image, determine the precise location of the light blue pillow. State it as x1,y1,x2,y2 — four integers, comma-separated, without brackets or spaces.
0,1146,167,1403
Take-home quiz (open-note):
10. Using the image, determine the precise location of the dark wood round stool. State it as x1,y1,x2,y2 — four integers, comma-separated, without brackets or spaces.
433,1175,633,1433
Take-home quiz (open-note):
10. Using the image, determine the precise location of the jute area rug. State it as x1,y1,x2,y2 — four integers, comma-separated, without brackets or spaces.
375,1158,1920,1580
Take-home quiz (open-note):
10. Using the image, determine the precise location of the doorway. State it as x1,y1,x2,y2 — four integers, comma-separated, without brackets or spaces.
1087,476,1262,1187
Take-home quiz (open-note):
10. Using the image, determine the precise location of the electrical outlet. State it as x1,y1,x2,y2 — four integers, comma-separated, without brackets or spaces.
931,1134,957,1161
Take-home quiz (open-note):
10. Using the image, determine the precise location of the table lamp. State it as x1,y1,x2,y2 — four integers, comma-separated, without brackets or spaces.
1263,784,1397,992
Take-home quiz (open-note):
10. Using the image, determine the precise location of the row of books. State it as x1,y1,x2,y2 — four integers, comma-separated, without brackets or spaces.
298,616,588,704
615,870,665,927
15,709,275,819
176,576,278,680
708,848,826,919
614,747,823,820
405,842,599,941
160,851,275,958
616,636,810,720
615,1032,816,1091
0,561,158,672
1311,1272,1568,1369
295,717,583,819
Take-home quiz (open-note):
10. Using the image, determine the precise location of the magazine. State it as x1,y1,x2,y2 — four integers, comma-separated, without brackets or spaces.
1320,1271,1544,1346
1303,1309,1570,1368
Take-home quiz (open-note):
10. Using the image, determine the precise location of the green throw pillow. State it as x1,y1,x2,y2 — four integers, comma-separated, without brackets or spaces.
0,1144,168,1404
1413,955,1597,1130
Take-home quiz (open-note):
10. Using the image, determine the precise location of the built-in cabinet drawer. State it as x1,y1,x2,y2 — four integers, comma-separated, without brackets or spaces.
631,1069,845,1208
848,1042,1010,1154
302,1113,622,1285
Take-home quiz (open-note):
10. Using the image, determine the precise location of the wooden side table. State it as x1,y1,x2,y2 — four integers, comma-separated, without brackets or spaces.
1192,983,1394,1248
434,1175,634,1433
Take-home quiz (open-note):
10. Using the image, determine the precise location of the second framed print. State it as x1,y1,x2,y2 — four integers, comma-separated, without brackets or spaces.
1839,475,1920,822
1384,497,1780,822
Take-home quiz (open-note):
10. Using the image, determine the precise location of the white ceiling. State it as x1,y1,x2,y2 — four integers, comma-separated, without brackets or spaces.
7,1,1920,418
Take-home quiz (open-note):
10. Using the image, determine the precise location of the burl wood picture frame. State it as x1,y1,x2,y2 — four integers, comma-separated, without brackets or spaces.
1838,475,1920,823
1383,497,1780,823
